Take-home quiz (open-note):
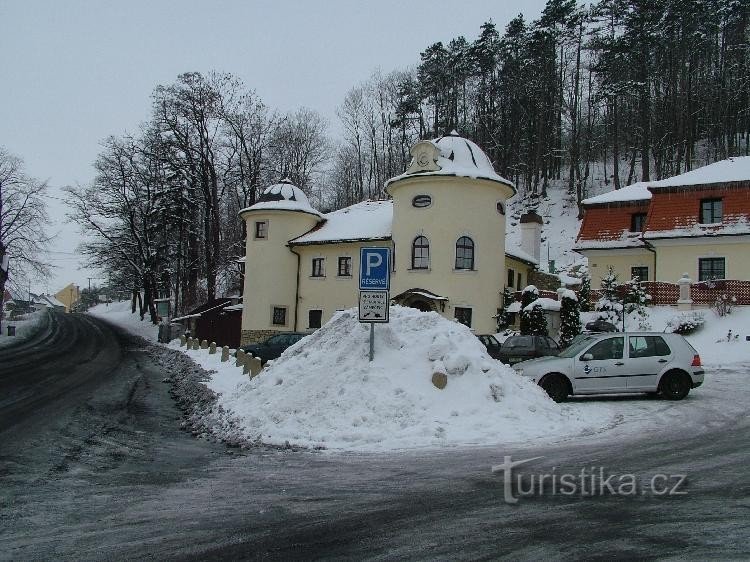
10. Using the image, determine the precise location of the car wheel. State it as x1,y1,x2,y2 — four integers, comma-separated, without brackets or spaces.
539,374,570,403
659,371,691,400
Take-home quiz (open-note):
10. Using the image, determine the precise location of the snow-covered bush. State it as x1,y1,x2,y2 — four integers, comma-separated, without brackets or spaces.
578,274,592,312
624,276,651,330
496,287,515,330
595,267,623,325
713,293,736,317
526,304,549,336
559,290,581,347
667,311,705,335
519,285,539,335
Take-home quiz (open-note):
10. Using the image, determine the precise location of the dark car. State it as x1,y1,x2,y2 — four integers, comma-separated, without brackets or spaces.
584,319,619,333
477,334,503,360
496,335,560,365
240,332,308,364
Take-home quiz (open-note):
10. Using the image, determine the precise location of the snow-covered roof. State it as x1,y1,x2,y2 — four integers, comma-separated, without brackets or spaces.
574,231,646,250
581,181,652,205
524,297,561,312
290,200,393,245
643,216,750,240
239,179,323,218
649,157,750,189
385,131,514,190
505,247,539,266
40,294,65,308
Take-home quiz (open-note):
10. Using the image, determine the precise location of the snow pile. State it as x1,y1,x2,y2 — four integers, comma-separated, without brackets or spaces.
88,300,159,342
0,309,47,347
215,306,608,451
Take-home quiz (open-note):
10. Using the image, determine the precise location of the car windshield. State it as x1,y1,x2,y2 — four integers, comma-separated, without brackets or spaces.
557,335,599,358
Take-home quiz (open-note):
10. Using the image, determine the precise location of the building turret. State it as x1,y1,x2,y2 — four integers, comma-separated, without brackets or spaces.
386,131,515,333
239,179,322,343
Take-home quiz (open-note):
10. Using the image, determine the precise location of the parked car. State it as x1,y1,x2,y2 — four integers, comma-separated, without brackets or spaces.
476,334,503,360
513,332,704,402
496,335,560,365
584,319,619,333
240,332,308,364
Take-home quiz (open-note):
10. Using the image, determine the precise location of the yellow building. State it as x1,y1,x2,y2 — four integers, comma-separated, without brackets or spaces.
239,133,539,344
575,158,750,285
54,283,80,313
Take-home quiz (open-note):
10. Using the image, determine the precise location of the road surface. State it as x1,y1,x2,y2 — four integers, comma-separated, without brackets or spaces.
1,312,748,560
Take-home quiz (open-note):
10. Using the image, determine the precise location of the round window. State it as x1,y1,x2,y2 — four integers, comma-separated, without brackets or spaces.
412,195,432,208
496,202,505,215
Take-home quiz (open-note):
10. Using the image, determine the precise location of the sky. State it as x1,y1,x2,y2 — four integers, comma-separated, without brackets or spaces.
1,0,548,295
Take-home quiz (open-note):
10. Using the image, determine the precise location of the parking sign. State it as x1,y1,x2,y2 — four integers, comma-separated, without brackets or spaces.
359,247,390,291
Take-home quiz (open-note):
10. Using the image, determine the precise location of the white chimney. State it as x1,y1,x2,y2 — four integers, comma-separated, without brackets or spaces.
520,211,543,263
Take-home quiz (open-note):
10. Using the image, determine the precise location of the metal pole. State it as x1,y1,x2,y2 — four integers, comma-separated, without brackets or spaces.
369,322,374,362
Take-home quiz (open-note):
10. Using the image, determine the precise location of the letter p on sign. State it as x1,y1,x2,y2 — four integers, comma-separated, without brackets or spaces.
359,247,390,291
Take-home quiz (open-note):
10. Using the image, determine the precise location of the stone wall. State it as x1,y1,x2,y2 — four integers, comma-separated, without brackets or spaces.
241,329,282,346
529,270,562,292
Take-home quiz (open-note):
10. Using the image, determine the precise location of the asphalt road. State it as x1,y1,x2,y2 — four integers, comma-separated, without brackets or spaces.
1,312,748,560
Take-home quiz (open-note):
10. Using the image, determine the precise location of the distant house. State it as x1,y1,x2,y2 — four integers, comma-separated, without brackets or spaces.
171,297,243,348
575,157,750,284
55,283,81,313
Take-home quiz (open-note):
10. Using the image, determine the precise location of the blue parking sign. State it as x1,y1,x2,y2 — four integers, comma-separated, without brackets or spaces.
359,247,390,291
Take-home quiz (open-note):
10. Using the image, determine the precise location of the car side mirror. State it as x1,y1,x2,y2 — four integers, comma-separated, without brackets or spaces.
581,353,593,362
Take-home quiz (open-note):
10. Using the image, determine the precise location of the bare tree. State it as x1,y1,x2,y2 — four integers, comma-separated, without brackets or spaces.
0,147,51,331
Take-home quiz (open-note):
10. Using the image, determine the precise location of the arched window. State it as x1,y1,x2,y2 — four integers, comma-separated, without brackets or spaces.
455,236,475,270
411,236,430,269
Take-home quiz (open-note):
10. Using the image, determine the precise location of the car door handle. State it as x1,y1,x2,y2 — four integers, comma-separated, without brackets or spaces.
614,362,625,366
658,359,668,363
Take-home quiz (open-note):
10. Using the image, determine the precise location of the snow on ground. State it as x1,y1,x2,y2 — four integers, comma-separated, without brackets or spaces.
0,309,47,348
88,300,160,342
206,306,610,451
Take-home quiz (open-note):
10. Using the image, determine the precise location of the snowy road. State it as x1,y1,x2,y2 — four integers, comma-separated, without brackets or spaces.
1,313,749,560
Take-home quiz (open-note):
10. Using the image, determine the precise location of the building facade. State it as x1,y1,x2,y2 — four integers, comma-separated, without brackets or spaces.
575,157,750,285
239,133,539,344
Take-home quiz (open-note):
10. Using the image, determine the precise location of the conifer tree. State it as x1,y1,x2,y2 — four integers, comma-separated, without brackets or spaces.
519,285,540,335
578,273,591,312
595,266,622,325
624,275,651,329
527,304,549,336
559,290,581,347
497,286,515,330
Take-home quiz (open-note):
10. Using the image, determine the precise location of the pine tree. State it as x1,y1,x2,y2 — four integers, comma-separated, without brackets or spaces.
623,275,651,329
527,304,549,336
519,285,540,335
559,290,582,347
595,266,622,325
579,273,591,312
497,286,515,330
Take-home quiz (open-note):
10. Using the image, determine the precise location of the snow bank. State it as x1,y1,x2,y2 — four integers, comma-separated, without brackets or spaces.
0,309,47,348
88,300,160,342
215,306,607,451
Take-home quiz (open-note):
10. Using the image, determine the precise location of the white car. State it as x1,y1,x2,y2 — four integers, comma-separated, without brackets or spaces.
513,332,704,402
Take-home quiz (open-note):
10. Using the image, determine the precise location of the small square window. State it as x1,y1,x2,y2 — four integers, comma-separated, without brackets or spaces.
630,213,647,232
312,258,325,277
700,199,722,224
254,221,268,239
454,307,472,328
271,306,287,326
631,266,649,281
338,257,352,277
698,257,725,281
308,309,322,329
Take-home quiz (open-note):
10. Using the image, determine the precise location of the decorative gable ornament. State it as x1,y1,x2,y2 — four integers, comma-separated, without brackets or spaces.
406,141,441,174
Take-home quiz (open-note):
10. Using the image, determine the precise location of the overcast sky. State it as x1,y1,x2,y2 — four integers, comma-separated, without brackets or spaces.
1,0,547,294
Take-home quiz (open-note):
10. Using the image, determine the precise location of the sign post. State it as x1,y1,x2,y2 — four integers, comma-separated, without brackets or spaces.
359,247,391,361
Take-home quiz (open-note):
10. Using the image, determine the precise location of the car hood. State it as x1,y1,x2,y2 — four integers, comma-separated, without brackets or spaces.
513,355,571,374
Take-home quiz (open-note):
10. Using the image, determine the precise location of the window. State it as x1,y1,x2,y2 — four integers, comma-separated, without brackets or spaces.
516,272,522,291
454,307,472,328
308,309,322,329
337,256,352,277
412,195,432,208
411,236,430,269
496,202,505,215
700,198,723,224
271,306,287,326
507,269,515,288
585,337,624,360
311,257,325,277
628,336,671,358
699,257,725,281
630,213,647,232
254,220,268,239
631,266,649,281
455,236,475,270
